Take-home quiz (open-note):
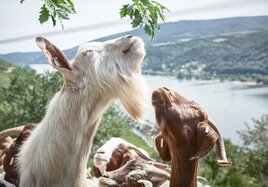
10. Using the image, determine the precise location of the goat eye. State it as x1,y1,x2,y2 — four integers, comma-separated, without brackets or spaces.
83,50,93,57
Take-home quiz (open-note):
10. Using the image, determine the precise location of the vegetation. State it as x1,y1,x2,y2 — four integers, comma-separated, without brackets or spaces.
0,60,26,87
0,69,63,130
238,115,268,187
120,0,169,39
199,114,268,187
0,60,12,86
20,0,168,39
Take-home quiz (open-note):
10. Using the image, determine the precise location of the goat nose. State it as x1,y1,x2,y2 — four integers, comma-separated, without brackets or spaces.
102,173,110,178
125,35,133,39
97,149,105,154
163,87,170,91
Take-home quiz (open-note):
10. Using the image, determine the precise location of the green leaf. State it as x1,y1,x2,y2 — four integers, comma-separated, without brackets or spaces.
37,0,76,27
51,15,57,26
148,6,156,20
144,24,152,36
156,8,166,22
120,0,168,39
66,0,75,9
120,4,129,18
56,0,65,3
140,0,149,6
57,3,75,14
126,4,134,17
39,4,50,24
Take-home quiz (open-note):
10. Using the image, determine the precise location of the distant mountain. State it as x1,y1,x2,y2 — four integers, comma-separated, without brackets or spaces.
1,16,268,66
1,16,268,83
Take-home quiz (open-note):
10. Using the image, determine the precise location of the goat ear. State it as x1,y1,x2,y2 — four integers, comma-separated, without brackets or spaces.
36,37,73,73
120,153,133,167
155,135,171,162
190,121,219,161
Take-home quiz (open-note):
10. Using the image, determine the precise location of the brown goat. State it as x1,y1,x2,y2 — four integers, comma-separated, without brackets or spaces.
93,143,134,178
0,126,24,168
99,160,170,187
0,137,13,167
107,143,136,172
94,138,170,186
152,87,231,187
94,138,153,177
3,124,36,187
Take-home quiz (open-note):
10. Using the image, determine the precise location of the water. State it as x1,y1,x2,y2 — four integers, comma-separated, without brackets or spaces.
29,64,268,144
145,76,268,144
29,64,56,74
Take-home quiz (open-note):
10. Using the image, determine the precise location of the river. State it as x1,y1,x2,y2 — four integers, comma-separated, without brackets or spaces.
29,64,268,144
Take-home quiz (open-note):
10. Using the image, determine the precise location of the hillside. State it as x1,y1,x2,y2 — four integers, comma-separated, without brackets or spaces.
0,16,268,83
143,29,268,83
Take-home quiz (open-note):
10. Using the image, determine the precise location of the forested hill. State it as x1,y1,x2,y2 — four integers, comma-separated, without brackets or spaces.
144,29,268,83
1,16,268,83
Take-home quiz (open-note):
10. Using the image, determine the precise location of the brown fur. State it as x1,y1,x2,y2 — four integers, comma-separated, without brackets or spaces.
152,87,231,187
3,124,35,187
0,137,13,166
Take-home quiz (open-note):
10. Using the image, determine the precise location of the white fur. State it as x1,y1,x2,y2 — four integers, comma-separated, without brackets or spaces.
18,36,147,187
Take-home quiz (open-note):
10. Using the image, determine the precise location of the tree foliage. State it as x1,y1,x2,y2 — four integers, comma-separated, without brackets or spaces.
20,0,168,38
93,105,130,146
198,115,268,187
120,0,169,38
238,115,268,187
199,140,258,187
38,0,75,28
0,69,63,130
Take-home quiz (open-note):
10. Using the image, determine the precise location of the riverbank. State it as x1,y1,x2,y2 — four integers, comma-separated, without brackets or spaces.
143,71,268,86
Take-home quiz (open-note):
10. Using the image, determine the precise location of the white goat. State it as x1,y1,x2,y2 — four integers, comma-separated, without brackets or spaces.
18,35,147,187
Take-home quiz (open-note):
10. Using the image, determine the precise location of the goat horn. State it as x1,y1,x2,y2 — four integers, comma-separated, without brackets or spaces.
208,118,232,166
0,147,10,158
0,125,24,140
145,164,171,180
197,176,207,182
126,143,155,162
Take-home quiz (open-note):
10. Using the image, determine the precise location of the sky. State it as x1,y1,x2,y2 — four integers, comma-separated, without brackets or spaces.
0,0,268,54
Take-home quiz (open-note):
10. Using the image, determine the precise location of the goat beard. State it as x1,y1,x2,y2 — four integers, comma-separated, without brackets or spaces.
93,52,147,122
116,73,147,122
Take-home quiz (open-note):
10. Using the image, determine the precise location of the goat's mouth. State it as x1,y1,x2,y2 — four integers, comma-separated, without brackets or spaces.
122,38,142,54
122,42,135,53
94,156,109,163
152,87,172,108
